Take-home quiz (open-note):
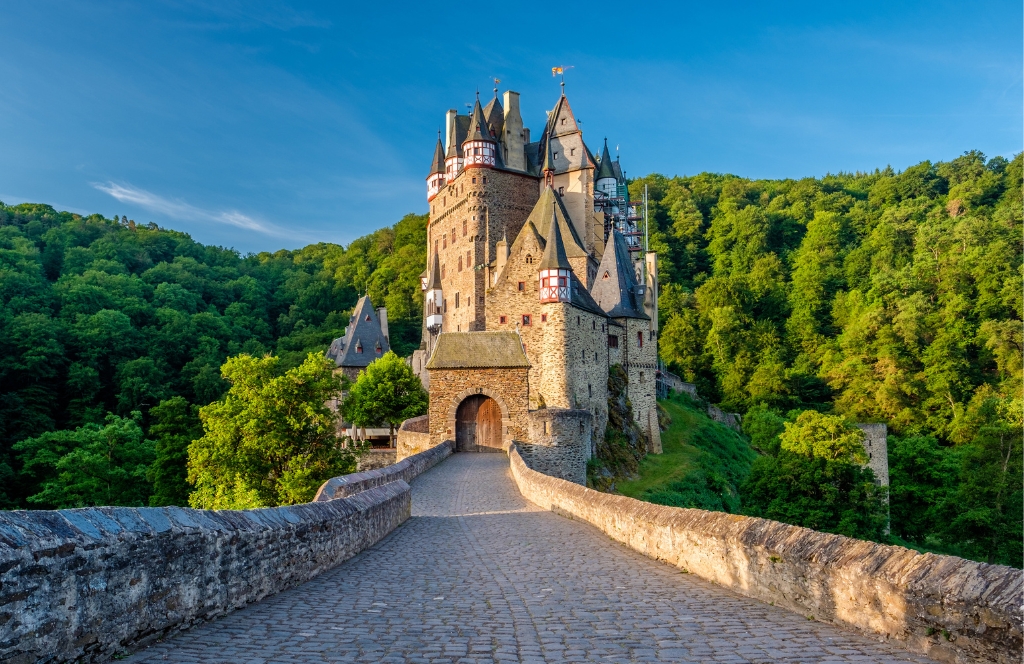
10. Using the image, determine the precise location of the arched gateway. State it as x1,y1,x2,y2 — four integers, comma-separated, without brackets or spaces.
425,332,531,447
455,394,503,451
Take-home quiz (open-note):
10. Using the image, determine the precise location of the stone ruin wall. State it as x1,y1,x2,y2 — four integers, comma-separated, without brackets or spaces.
506,443,1022,664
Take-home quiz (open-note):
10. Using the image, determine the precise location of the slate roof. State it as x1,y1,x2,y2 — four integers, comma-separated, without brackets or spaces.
590,229,649,319
524,186,587,259
426,331,530,369
465,99,495,143
445,115,470,159
325,296,391,368
596,138,616,180
429,136,445,175
482,96,504,137
538,205,571,271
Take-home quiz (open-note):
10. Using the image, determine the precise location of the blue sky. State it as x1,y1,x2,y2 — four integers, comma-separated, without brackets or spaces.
1,1,1020,253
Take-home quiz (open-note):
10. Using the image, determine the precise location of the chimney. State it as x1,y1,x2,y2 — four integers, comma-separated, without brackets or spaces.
444,109,457,154
377,307,389,342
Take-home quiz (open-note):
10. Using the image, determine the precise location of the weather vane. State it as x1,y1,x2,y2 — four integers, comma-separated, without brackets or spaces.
551,65,574,89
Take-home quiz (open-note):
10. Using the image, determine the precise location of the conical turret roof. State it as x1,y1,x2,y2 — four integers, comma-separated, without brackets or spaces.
542,131,555,172
465,98,496,143
596,138,616,180
539,205,571,271
590,229,649,319
429,136,445,175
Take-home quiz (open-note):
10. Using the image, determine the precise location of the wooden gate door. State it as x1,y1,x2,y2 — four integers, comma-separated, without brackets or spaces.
455,395,482,451
476,397,502,450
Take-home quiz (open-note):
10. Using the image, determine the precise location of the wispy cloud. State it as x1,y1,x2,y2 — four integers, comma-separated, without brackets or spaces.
93,181,300,239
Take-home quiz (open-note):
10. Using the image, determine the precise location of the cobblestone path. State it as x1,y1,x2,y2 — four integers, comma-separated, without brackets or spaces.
127,453,937,663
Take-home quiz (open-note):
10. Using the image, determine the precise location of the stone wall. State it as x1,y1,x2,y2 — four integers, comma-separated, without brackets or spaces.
506,444,1022,664
0,481,411,664
314,439,454,501
857,423,890,486
426,367,529,446
356,449,397,472
396,414,431,461
520,409,591,484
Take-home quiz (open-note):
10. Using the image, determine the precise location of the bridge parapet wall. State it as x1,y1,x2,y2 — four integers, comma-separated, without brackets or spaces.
0,480,411,664
396,414,431,460
506,443,1021,664
316,439,453,500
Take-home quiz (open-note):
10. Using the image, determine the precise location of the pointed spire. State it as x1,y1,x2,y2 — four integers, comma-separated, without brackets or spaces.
539,204,571,271
465,99,495,143
429,132,445,175
425,251,442,290
542,133,555,172
590,229,648,319
596,137,615,180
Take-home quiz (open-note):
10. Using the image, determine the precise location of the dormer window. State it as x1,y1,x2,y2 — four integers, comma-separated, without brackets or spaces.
355,342,363,354
558,187,564,195
375,341,382,354
561,118,566,125
554,152,559,160
525,254,533,264
603,271,609,280
517,282,525,291
365,315,371,321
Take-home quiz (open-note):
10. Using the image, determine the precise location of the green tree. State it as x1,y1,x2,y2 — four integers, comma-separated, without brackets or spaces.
779,411,867,463
343,351,428,447
187,352,355,509
147,396,201,506
14,413,155,508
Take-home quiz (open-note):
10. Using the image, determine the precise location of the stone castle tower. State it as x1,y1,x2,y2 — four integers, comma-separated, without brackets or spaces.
408,86,660,480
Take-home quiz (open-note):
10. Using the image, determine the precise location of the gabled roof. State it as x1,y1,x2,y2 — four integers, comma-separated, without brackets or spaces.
524,186,587,259
426,331,530,369
539,205,571,271
465,99,496,144
446,115,470,159
325,295,391,368
429,136,445,176
596,138,616,180
590,229,649,320
425,251,442,290
482,96,504,137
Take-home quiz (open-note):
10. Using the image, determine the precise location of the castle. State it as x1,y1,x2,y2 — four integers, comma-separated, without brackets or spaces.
406,85,661,481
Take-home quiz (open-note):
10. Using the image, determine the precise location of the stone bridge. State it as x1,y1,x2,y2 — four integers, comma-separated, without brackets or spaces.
1,447,1019,664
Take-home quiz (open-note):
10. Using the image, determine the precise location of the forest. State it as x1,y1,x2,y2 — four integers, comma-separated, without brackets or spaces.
636,150,1021,566
1,149,1019,566
0,204,427,508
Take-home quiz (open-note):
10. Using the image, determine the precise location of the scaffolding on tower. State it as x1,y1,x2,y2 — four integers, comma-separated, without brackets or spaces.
595,161,645,256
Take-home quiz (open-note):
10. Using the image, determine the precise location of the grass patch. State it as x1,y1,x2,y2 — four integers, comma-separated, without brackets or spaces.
616,392,757,513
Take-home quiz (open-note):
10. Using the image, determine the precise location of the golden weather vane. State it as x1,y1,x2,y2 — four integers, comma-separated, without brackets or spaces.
551,65,574,87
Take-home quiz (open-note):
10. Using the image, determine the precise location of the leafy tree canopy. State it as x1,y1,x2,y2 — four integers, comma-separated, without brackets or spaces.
188,352,356,509
343,351,428,445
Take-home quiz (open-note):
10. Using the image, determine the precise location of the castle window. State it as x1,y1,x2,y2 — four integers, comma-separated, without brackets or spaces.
442,265,446,278
577,316,580,325
463,220,467,235
541,314,547,322
355,342,362,353
638,331,643,348
483,176,487,184
581,349,586,360
558,187,564,196
365,315,371,321
500,315,507,324
650,330,655,340
518,281,524,291
570,148,576,156
472,176,477,182
592,321,596,330
443,235,447,249
561,118,566,125
554,152,559,159
452,227,456,242
522,314,531,326
458,256,463,271
595,351,598,361
588,384,592,397
608,335,618,348
443,299,447,312
602,271,609,280
467,250,471,267
640,372,645,382
455,293,459,308
435,239,439,254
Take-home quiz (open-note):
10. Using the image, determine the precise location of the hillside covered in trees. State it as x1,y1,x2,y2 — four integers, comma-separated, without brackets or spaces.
0,205,426,507
635,151,1021,565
